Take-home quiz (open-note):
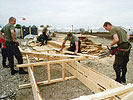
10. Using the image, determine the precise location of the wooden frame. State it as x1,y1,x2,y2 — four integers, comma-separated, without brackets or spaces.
18,48,133,100
72,84,133,100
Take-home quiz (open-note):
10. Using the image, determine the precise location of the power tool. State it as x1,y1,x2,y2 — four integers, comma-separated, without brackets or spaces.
107,46,118,55
99,46,118,58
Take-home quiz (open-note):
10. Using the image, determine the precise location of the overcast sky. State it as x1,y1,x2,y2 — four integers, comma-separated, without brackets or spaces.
0,0,133,29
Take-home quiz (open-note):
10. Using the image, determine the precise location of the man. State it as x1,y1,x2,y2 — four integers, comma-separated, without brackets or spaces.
103,22,131,83
0,17,28,75
41,25,49,45
60,33,81,55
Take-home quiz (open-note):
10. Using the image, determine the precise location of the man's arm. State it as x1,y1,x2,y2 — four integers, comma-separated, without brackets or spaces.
74,41,78,54
110,34,119,48
11,29,17,42
60,40,66,51
0,32,4,39
127,34,130,40
46,30,49,36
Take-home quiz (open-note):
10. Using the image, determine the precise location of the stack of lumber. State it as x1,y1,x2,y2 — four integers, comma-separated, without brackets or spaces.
78,35,108,56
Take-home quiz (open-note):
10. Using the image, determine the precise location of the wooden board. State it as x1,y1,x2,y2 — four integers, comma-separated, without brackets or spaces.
72,84,133,100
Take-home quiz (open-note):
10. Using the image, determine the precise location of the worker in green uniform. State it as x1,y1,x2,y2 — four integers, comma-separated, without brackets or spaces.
0,17,28,75
60,33,81,55
41,25,49,45
103,22,131,83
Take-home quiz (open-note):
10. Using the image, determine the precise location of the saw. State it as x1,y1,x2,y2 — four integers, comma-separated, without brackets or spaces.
99,46,118,58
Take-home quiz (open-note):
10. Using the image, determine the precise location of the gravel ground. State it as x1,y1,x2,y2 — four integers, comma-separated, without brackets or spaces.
0,33,133,100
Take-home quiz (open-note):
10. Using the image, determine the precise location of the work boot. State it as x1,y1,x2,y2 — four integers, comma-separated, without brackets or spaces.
19,68,28,74
3,65,9,68
45,41,47,44
115,71,121,83
121,74,126,83
115,78,121,83
11,70,18,75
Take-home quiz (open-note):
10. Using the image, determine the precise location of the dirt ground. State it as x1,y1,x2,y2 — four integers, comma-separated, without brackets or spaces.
0,33,133,100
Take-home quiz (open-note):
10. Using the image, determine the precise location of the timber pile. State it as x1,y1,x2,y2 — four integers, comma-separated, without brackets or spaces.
54,34,108,56
78,35,108,56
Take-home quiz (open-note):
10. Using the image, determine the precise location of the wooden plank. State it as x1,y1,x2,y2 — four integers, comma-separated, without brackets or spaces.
28,66,43,100
21,51,81,58
19,76,75,89
37,55,40,62
72,84,133,100
52,48,99,59
70,61,122,89
121,91,133,100
74,62,131,99
26,55,43,100
62,62,65,81
48,41,62,48
47,50,50,61
47,63,51,83
67,61,120,100
65,63,105,93
16,57,86,68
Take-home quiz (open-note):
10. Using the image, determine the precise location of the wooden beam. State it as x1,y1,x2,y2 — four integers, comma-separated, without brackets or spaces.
47,63,51,83
62,62,65,81
16,57,86,68
48,41,62,48
121,91,133,100
67,61,121,100
19,76,75,89
28,66,43,100
65,63,105,93
72,84,133,100
74,62,132,99
52,48,99,59
47,50,50,61
70,61,122,89
26,55,43,100
21,50,81,58
69,61,133,100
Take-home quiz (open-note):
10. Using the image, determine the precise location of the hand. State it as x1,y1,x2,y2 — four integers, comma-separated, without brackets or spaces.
13,39,17,43
110,44,112,48
60,48,63,51
74,51,78,55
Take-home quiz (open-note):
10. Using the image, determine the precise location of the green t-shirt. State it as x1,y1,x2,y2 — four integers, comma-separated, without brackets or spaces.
110,26,128,44
42,27,47,33
64,35,79,43
1,23,15,42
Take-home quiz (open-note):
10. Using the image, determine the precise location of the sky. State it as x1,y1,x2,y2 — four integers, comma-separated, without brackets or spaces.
0,0,133,29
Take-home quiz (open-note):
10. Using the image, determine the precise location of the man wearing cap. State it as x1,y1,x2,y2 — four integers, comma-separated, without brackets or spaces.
60,33,81,55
